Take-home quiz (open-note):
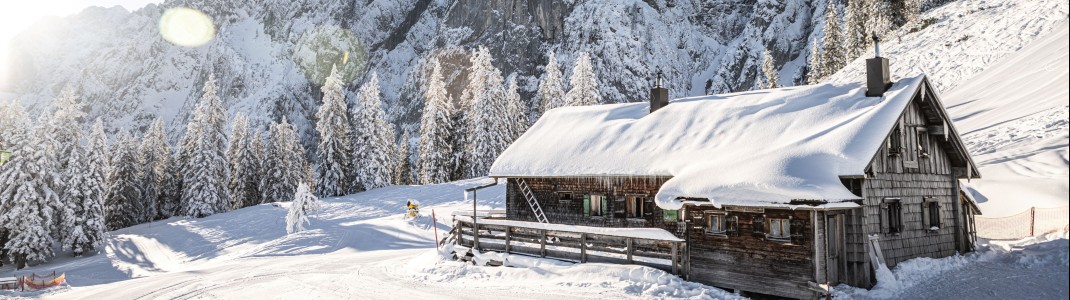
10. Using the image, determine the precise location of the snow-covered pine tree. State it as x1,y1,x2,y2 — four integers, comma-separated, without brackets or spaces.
228,113,261,208
808,43,823,85
249,129,267,197
417,58,454,185
465,49,508,178
820,1,846,79
351,72,396,191
45,91,85,241
536,51,566,119
260,118,305,203
135,122,164,223
315,65,355,197
760,49,780,89
844,0,869,60
105,130,143,230
564,52,600,106
182,74,231,218
0,122,59,269
61,131,107,256
285,183,319,234
503,76,528,142
452,47,493,180
392,131,413,185
142,118,172,220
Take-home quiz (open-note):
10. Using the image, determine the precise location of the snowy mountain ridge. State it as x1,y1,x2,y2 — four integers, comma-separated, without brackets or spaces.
3,0,834,145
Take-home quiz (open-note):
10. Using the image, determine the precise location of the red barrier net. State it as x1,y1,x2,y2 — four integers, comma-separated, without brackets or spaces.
976,206,1069,240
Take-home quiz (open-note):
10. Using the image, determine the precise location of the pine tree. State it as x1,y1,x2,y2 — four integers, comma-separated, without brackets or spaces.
417,58,454,185
227,113,260,208
45,91,85,241
393,131,413,185
844,0,869,60
61,131,107,256
760,49,780,89
465,49,508,178
315,65,355,197
0,107,58,268
503,76,528,142
820,1,846,79
142,118,172,220
536,51,566,118
565,51,600,106
286,183,319,234
351,72,396,190
105,130,143,230
261,118,306,203
808,43,823,85
182,74,231,218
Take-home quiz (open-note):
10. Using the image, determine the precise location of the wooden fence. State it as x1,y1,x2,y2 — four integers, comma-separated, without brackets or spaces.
976,206,1069,240
453,218,688,277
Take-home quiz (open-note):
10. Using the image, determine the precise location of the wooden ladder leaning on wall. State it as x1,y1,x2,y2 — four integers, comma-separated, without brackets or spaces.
517,179,549,223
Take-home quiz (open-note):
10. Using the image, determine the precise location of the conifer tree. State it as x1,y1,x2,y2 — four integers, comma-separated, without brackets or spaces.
286,183,319,234
315,65,355,196
820,2,847,80
536,51,566,118
503,76,528,142
142,118,172,220
261,118,306,203
465,48,508,178
105,130,143,230
62,132,107,256
0,108,58,268
844,0,869,60
760,49,780,89
228,113,262,208
565,52,600,106
417,58,454,184
351,72,396,190
808,43,823,85
182,74,231,218
393,131,413,185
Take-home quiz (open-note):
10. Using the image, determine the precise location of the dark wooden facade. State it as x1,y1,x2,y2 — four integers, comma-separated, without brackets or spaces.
495,78,979,299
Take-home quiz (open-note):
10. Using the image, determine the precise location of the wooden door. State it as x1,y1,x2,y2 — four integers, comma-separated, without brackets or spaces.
826,214,845,285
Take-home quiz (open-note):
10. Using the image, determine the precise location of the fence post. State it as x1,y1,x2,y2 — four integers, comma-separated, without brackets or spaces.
626,238,634,264
540,229,547,257
1030,207,1036,236
671,242,679,275
473,222,480,250
580,233,588,263
504,226,512,254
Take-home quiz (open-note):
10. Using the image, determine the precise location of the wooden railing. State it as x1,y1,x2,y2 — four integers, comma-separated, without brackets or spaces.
453,218,688,277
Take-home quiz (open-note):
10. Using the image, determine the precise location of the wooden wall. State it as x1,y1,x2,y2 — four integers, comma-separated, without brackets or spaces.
856,99,964,282
684,206,817,299
505,177,677,231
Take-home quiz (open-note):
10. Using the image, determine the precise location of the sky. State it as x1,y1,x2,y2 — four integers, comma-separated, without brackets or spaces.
0,0,162,89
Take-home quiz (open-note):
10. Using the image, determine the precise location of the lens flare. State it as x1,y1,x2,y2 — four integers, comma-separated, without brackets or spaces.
159,7,215,47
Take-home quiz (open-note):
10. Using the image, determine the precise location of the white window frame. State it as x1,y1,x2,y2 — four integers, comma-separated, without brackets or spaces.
705,213,727,235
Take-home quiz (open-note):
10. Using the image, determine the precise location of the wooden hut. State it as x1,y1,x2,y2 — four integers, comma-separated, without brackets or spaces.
486,58,981,298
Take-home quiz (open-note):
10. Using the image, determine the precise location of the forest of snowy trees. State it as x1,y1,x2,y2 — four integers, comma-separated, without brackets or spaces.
0,47,602,269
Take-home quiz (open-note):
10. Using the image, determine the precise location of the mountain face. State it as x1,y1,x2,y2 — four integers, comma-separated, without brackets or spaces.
3,0,831,145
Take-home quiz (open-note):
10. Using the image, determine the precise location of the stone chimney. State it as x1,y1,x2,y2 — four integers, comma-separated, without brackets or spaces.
650,71,669,113
865,33,892,97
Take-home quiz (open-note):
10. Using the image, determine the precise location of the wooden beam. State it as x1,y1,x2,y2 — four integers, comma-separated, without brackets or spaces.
540,229,547,258
473,222,480,251
671,242,679,275
505,225,512,254
627,238,634,263
581,233,588,263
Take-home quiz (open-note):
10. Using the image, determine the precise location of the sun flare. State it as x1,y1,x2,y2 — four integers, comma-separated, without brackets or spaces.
158,7,215,48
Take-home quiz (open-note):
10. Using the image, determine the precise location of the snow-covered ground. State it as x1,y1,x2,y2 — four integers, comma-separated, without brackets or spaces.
2,178,1066,299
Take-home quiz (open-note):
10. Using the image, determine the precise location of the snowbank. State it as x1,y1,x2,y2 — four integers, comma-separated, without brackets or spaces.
404,245,744,300
491,76,927,209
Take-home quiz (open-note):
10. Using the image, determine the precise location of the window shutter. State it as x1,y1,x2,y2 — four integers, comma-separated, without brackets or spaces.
790,219,806,244
583,195,591,216
921,200,930,228
727,216,739,236
601,198,608,216
879,202,889,233
752,216,765,237
643,198,654,217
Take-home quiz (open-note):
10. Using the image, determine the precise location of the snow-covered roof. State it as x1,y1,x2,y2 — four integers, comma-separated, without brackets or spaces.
490,75,931,209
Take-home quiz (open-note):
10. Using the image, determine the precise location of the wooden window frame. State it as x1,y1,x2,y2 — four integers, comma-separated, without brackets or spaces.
705,212,728,236
768,218,791,241
625,195,646,219
589,194,606,217
881,198,904,234
888,125,903,155
557,191,574,204
924,198,941,231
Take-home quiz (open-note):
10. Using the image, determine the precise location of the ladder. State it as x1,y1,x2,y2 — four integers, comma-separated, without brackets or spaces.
517,179,548,223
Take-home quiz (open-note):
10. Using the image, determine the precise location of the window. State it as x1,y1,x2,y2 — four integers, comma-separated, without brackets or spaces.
917,128,930,159
706,214,727,235
589,195,606,217
827,215,841,258
882,198,903,234
558,192,573,204
889,126,903,155
752,216,765,237
769,219,791,240
925,199,941,230
626,195,645,218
